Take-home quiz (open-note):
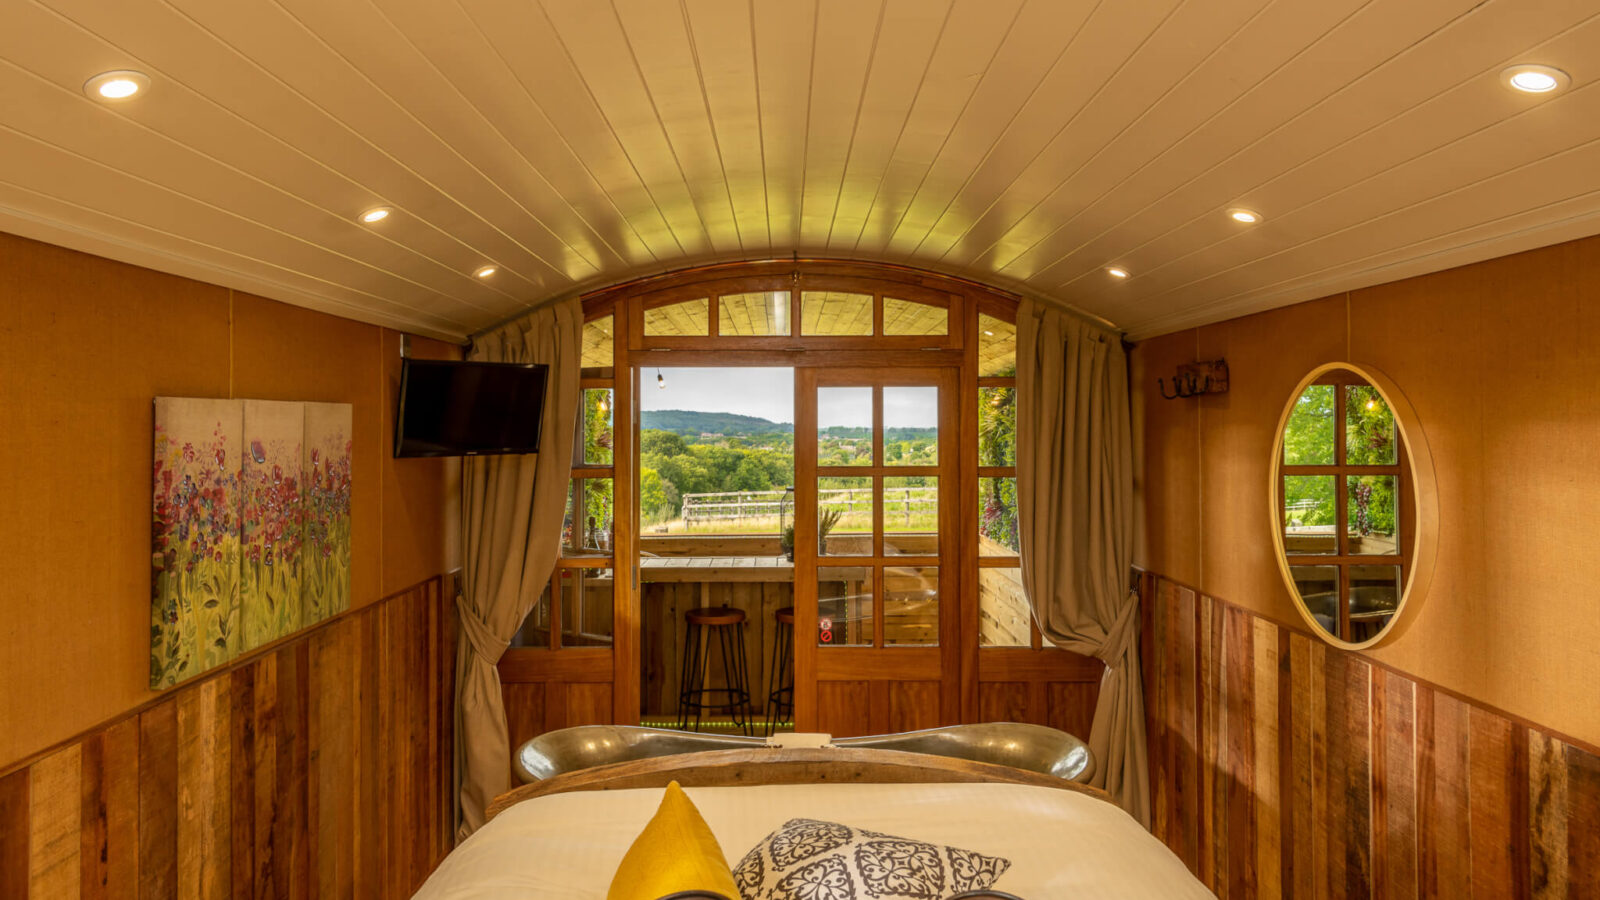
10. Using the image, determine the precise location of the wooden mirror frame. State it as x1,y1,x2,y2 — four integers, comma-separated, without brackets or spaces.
1268,362,1437,649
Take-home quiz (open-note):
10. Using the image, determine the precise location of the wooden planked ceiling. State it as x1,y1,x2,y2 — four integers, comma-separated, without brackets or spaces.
2,0,1598,340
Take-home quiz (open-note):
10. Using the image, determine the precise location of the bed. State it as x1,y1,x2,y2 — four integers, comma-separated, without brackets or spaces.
414,746,1213,899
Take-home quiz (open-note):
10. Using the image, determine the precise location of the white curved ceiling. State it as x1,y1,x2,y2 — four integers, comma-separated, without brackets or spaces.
2,0,1598,340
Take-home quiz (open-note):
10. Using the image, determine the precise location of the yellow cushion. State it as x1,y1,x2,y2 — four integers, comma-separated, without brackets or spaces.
607,781,739,900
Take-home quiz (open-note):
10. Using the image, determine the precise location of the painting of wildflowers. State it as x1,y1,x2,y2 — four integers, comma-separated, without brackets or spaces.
241,400,305,651
151,397,353,690
150,398,243,690
303,403,353,624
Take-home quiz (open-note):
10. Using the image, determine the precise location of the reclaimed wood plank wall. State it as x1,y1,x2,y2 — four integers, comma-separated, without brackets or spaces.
1140,571,1600,899
0,575,455,900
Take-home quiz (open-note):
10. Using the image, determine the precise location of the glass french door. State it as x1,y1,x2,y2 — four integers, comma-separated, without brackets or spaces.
792,366,961,735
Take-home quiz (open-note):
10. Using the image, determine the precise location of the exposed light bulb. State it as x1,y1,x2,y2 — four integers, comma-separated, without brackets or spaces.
657,370,666,390
1365,398,1378,411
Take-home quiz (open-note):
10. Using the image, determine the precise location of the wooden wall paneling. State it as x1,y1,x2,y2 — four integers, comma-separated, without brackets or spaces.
27,745,79,899
1198,594,1222,890
353,604,382,900
249,653,281,898
0,768,29,899
1529,730,1568,899
79,717,140,899
277,642,311,899
138,701,179,900
1170,583,1200,872
0,576,451,900
1287,632,1325,900
1420,690,1471,897
309,618,354,900
1220,605,1255,900
175,678,231,900
1467,706,1521,897
1377,670,1420,900
1252,617,1283,900
1559,738,1600,895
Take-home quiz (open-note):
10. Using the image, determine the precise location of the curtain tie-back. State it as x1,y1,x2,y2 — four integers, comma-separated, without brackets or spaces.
1092,592,1140,667
456,592,510,664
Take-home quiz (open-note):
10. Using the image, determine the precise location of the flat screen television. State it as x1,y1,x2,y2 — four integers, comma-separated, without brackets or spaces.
394,359,549,458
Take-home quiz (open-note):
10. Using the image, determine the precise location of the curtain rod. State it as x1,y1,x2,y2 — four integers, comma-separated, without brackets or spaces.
468,257,1121,343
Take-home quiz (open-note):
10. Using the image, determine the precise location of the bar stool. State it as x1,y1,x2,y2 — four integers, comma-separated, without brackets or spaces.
763,606,795,736
676,606,752,735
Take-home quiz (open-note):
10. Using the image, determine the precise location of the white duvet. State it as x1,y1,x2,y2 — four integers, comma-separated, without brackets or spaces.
415,782,1212,899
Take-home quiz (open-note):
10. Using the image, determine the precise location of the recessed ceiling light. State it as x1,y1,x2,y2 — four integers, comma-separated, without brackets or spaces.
983,329,994,336
359,206,392,224
474,265,498,279
1501,64,1570,95
1107,267,1129,279
1228,208,1262,224
84,70,150,101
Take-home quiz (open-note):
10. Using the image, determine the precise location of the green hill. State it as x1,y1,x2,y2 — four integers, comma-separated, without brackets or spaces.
641,409,792,436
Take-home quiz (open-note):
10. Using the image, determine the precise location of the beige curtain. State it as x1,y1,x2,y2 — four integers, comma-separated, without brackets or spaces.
454,299,582,839
1016,299,1150,825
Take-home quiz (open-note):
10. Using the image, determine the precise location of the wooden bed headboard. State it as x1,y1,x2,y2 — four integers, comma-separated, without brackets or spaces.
487,747,1111,820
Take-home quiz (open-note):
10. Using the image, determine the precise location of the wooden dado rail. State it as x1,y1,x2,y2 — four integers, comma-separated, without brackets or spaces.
1140,571,1600,898
0,575,456,899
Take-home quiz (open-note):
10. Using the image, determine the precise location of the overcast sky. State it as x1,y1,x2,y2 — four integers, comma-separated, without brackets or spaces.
640,367,938,430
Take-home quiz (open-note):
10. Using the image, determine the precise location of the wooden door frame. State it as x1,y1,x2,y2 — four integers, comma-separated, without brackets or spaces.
793,365,962,732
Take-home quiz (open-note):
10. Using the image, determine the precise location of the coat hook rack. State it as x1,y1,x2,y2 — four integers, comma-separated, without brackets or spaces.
1159,359,1229,400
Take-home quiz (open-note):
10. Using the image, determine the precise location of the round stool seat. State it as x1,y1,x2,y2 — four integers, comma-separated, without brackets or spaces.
685,606,746,627
774,606,795,625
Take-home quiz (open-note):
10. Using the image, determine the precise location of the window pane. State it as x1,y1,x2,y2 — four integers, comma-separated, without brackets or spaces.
978,477,1018,556
883,477,937,556
582,315,614,377
1347,475,1398,555
978,314,1017,377
885,386,937,466
884,567,938,646
883,297,948,336
1349,565,1402,642
509,577,553,648
1283,384,1335,466
801,291,873,336
718,291,791,336
1282,475,1335,555
818,566,871,646
559,568,613,647
978,386,1015,466
819,478,873,557
1290,566,1339,639
1346,385,1397,465
979,566,1029,647
562,478,613,557
644,297,709,336
577,388,613,466
818,387,873,466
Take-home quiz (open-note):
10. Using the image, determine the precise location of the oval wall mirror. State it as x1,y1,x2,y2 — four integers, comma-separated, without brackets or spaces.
1269,363,1436,649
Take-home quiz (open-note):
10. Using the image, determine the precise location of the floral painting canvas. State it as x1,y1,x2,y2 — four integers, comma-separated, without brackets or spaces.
303,402,353,624
151,398,242,690
241,400,305,651
152,397,353,689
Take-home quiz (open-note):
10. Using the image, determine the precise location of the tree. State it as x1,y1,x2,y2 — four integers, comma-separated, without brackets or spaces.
640,468,669,522
640,429,687,457
727,457,772,492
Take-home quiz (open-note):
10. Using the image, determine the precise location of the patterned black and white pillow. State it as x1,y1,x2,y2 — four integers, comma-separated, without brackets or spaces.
731,818,1011,900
